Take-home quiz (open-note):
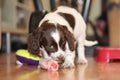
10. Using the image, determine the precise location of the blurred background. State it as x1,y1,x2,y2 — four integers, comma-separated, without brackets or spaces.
0,0,120,56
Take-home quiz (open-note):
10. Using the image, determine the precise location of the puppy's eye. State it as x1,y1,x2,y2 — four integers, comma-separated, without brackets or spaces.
50,45,54,49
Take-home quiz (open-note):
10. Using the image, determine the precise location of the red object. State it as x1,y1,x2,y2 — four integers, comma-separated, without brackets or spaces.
97,47,120,62
39,58,59,71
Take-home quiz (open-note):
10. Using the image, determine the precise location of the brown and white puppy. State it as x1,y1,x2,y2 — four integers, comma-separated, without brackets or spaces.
28,6,97,68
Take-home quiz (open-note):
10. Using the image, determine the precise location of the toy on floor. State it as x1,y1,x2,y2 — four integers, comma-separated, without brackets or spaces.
97,47,120,62
16,49,41,65
16,49,59,71
38,58,59,71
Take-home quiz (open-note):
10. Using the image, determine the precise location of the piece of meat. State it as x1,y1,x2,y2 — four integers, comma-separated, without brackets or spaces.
39,58,59,71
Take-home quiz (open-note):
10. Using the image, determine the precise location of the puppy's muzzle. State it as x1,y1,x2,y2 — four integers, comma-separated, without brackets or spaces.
56,54,64,64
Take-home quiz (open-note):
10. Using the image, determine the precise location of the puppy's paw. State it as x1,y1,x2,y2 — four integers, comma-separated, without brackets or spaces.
62,61,75,68
77,58,88,64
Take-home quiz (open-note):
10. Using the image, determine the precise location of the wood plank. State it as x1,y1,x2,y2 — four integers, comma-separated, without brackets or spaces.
1,53,120,80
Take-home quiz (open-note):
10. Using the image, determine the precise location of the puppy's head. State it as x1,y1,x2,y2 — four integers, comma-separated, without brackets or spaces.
28,21,75,63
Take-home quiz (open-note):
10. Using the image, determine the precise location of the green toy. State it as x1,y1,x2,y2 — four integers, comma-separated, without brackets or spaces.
16,49,59,71
16,49,42,65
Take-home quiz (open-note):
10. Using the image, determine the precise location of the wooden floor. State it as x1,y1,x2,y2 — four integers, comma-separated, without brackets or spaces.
0,53,120,80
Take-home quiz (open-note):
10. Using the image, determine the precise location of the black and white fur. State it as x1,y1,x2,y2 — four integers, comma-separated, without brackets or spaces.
28,6,97,68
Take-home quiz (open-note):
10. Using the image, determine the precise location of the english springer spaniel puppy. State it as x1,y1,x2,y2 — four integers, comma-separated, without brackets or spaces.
28,6,97,68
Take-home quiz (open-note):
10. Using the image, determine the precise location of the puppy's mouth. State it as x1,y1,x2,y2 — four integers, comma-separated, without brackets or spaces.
51,54,64,64
56,59,64,64
50,56,65,68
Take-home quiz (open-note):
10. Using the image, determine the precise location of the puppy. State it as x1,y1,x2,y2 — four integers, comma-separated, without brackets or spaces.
28,6,97,68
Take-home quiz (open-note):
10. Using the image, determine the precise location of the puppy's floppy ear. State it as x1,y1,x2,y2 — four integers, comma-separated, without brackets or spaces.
62,26,75,51
27,29,42,55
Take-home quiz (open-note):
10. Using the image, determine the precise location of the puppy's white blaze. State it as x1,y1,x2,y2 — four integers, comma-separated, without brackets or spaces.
65,42,71,52
51,29,60,43
50,29,65,60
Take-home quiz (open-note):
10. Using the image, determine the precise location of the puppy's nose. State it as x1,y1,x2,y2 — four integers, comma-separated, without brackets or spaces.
58,54,64,60
57,55,64,64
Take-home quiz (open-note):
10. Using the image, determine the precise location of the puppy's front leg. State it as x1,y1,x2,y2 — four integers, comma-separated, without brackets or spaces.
62,51,75,68
62,42,75,68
